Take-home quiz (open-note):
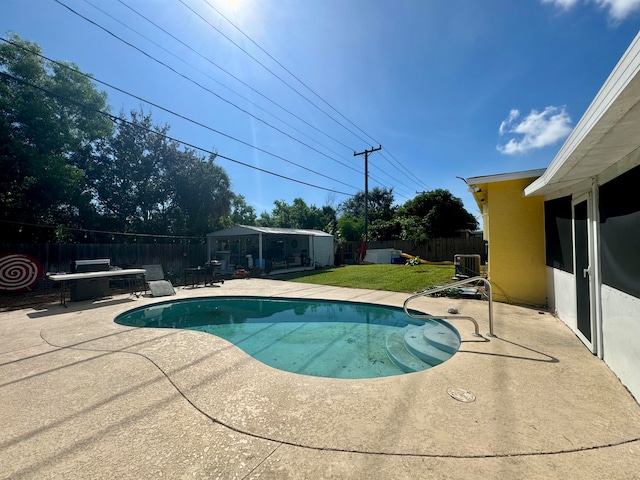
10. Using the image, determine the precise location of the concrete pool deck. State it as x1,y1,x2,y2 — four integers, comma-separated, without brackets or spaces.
1,278,639,479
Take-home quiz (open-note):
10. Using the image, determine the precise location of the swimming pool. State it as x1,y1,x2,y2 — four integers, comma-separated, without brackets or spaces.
115,296,461,379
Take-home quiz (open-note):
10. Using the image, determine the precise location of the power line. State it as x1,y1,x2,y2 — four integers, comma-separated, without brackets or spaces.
179,0,374,148
202,0,432,193
110,0,360,157
51,1,421,200
202,0,380,144
81,0,349,166
54,1,416,198
0,69,355,197
378,150,432,190
53,0,363,176
0,36,360,191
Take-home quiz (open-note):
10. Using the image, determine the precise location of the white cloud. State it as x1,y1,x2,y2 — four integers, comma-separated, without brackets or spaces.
541,0,640,21
498,109,520,136
497,106,573,155
541,0,580,9
594,0,640,21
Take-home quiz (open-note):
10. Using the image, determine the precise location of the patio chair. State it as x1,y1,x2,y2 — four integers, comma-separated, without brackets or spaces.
142,264,175,297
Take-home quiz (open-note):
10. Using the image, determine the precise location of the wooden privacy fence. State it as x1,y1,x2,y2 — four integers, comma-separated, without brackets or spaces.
367,237,486,263
1,243,208,290
1,237,485,291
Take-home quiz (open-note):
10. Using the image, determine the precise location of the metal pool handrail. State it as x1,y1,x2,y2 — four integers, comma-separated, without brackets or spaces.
403,276,495,337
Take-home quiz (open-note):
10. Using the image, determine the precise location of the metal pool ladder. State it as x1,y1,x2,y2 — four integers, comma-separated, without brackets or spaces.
403,276,495,338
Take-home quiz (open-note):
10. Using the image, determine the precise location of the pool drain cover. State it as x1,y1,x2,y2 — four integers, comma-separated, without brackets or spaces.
448,388,476,403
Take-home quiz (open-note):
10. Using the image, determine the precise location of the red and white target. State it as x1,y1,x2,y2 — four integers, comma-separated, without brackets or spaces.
0,254,44,291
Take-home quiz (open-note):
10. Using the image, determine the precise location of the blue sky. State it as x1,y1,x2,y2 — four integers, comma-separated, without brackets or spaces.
2,0,639,223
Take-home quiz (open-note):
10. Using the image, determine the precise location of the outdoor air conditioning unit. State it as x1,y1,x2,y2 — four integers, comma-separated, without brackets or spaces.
454,254,480,278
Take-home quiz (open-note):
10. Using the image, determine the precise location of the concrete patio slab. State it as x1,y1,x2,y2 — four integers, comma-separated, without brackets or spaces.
1,278,639,479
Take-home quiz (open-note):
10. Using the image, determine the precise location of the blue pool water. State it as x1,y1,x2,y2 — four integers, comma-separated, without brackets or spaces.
114,296,459,379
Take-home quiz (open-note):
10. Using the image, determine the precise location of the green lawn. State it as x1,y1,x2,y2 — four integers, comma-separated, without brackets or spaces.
275,263,457,293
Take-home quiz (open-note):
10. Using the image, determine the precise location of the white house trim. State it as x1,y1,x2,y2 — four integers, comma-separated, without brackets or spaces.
525,32,640,198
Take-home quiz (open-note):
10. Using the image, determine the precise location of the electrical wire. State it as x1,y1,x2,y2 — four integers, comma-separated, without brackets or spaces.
52,1,409,197
106,0,359,160
53,0,365,177
201,0,433,193
0,36,360,191
115,0,420,198
202,0,377,146
0,69,355,197
178,0,374,148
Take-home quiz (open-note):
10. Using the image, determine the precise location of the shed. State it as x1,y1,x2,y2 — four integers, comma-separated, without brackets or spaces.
206,226,334,273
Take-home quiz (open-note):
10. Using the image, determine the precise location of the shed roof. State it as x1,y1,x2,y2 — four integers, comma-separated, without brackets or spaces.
206,225,333,238
524,31,640,197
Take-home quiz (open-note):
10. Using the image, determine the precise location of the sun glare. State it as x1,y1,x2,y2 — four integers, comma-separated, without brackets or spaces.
215,0,261,30
223,0,247,14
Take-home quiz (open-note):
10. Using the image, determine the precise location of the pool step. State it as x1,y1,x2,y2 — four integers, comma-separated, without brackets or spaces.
404,327,450,366
385,322,461,372
385,328,434,373
421,320,461,355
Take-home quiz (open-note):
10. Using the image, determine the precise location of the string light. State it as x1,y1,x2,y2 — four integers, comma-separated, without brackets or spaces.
0,220,205,241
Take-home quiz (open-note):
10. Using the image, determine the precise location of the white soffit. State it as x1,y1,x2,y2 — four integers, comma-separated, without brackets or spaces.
525,31,640,197
466,168,546,186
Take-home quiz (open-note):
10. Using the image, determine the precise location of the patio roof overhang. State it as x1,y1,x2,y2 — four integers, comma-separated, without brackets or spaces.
206,225,332,238
524,32,640,198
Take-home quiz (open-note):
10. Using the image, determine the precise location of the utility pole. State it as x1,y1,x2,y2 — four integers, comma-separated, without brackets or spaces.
353,145,382,253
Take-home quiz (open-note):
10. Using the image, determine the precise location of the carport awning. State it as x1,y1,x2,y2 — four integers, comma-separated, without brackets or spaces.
525,32,640,197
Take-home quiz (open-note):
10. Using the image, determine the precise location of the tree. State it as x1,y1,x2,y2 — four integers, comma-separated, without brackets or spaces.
86,109,233,237
257,210,273,227
170,150,232,235
395,189,478,242
338,187,397,240
86,110,169,233
258,198,335,231
368,218,402,240
217,194,257,229
336,213,364,241
339,186,396,223
0,34,113,241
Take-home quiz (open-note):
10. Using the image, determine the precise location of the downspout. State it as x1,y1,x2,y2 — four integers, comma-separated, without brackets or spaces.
591,178,604,359
258,233,263,269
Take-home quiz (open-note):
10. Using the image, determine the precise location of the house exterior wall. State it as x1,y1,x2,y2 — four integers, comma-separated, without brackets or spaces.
601,285,640,401
546,266,577,331
547,258,640,402
483,178,547,306
544,163,640,402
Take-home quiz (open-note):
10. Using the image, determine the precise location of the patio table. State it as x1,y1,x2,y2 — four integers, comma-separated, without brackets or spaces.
48,269,146,306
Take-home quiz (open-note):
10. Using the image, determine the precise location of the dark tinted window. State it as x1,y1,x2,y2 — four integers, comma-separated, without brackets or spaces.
600,165,640,299
544,196,573,273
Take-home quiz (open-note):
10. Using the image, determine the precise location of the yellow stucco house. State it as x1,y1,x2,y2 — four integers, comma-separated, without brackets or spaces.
465,170,547,306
